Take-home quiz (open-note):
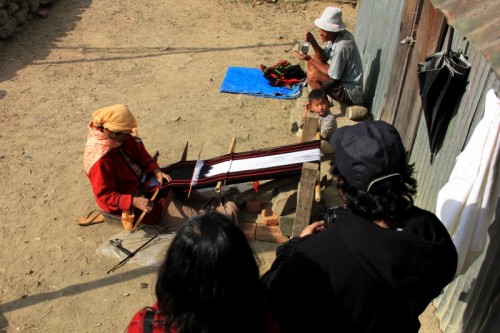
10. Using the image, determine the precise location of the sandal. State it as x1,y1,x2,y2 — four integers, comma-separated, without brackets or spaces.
75,210,106,226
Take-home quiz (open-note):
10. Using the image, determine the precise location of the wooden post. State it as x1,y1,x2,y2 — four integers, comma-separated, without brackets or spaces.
302,114,322,202
292,162,318,237
314,132,321,202
301,113,319,142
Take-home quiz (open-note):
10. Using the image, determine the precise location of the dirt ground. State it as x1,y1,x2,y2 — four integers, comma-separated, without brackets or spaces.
0,0,441,331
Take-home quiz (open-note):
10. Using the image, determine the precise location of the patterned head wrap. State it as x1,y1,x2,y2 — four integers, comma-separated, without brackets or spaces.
92,104,137,134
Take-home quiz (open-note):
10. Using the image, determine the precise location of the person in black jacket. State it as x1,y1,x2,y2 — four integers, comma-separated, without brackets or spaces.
261,121,457,333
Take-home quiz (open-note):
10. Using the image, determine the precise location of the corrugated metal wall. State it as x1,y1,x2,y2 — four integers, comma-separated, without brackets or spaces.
354,0,405,119
434,200,500,333
355,0,498,212
412,29,500,333
354,1,499,332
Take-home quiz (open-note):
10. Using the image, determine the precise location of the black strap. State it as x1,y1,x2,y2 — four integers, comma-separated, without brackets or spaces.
143,309,156,333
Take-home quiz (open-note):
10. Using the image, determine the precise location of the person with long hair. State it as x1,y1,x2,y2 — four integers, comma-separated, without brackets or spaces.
127,212,280,333
262,121,457,333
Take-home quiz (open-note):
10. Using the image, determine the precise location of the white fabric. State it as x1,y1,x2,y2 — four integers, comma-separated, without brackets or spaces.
191,159,204,187
436,89,500,275
205,148,321,177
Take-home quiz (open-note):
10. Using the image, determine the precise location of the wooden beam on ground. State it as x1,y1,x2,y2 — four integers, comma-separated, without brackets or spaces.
301,113,319,142
292,162,318,237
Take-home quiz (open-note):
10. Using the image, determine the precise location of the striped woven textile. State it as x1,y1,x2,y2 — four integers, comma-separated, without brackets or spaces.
144,140,321,192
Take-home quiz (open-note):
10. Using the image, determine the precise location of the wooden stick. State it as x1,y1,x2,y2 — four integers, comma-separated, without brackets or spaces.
130,142,189,233
215,137,237,193
107,224,171,274
180,141,188,161
109,143,190,273
130,187,159,233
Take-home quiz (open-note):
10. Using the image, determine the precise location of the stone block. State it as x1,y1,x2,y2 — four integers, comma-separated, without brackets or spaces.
13,5,28,25
271,182,298,216
0,9,9,25
347,105,369,120
0,17,16,39
7,2,18,14
27,0,39,13
278,213,295,237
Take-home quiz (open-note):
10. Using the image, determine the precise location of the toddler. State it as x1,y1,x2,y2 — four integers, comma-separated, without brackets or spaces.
297,89,337,154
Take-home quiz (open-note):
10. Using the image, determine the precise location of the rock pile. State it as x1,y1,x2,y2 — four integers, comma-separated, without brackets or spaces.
0,0,52,39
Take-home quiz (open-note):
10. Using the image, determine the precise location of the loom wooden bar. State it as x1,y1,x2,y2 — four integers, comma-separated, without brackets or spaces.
215,137,237,192
302,113,319,142
292,162,318,237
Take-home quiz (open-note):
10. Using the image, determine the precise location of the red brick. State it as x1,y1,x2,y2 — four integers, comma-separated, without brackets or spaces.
261,208,279,226
262,213,279,226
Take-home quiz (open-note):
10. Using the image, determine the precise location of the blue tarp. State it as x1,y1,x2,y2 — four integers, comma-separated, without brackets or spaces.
219,66,301,99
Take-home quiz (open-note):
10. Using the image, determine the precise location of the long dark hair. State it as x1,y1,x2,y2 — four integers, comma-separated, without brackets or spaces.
155,212,266,333
333,164,418,228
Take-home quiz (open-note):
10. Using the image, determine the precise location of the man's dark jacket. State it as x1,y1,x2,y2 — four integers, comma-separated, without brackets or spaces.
261,207,457,333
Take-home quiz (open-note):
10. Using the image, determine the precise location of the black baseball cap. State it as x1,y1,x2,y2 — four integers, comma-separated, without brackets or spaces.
330,121,407,191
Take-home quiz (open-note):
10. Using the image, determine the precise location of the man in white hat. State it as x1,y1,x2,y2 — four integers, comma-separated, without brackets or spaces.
295,6,364,106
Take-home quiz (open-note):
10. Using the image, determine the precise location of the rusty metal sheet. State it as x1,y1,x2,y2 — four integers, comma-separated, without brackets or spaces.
430,0,500,76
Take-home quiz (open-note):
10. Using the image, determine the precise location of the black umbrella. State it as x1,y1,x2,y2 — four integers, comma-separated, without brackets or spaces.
417,48,471,163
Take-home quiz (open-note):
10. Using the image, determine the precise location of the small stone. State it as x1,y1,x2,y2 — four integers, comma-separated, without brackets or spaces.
38,10,48,19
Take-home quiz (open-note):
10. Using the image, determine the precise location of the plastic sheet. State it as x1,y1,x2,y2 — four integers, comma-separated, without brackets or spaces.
97,225,176,267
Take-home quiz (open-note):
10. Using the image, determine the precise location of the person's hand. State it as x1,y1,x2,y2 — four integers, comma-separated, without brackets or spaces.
132,196,153,212
299,221,326,237
294,50,310,61
305,102,312,112
304,31,316,44
154,169,172,185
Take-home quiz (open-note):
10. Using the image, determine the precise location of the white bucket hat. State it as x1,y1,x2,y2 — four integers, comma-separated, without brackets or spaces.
314,7,346,32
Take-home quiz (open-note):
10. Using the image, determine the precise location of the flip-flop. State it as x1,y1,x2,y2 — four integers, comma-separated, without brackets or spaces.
75,210,106,226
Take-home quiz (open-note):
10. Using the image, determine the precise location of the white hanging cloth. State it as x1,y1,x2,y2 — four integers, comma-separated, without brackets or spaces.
436,88,500,275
